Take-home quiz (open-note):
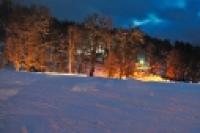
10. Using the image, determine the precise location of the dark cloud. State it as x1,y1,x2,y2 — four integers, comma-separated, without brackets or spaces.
25,0,200,45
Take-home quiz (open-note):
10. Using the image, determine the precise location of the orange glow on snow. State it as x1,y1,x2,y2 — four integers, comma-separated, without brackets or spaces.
134,74,168,82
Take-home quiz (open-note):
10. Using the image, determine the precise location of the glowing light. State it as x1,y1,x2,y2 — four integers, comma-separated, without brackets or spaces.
134,74,168,82
132,19,150,27
132,14,164,27
139,58,145,65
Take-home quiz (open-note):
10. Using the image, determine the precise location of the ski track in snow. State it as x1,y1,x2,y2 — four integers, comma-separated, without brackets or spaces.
0,70,200,133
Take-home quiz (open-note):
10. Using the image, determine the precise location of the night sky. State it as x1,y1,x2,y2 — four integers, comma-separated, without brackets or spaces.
25,0,200,45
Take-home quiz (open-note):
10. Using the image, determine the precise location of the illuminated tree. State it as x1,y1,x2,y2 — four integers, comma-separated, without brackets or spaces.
166,49,184,80
2,1,200,83
67,25,81,73
125,28,144,77
112,28,144,79
84,13,111,77
5,5,51,71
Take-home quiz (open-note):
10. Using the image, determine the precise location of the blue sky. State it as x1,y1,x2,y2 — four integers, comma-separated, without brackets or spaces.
25,0,200,45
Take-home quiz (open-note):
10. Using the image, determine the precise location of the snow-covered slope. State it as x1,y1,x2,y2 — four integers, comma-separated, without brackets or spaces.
0,70,200,133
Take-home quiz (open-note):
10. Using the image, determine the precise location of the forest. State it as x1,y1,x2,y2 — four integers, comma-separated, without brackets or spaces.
0,0,200,82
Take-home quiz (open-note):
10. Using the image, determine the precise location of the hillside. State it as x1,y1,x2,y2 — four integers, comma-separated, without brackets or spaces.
0,70,200,133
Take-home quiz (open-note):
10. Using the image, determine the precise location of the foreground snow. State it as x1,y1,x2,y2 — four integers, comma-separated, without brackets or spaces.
0,70,200,133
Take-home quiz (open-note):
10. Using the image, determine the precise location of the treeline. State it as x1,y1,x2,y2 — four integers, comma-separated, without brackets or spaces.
0,0,200,82
145,37,200,82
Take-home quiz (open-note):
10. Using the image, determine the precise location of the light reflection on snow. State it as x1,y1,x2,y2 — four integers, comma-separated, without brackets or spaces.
29,71,199,84
0,89,19,100
35,72,87,77
71,86,99,93
133,74,170,83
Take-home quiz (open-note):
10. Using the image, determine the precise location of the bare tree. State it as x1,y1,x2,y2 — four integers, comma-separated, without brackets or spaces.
5,5,51,71
84,13,112,77
67,25,80,73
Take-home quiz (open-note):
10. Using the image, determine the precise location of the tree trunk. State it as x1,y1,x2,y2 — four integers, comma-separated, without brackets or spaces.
68,39,74,73
68,48,72,73
89,66,94,77
89,55,96,77
15,60,20,72
119,67,123,79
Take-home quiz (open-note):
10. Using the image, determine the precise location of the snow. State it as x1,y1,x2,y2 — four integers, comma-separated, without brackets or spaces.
35,71,87,77
0,70,200,133
133,74,169,82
